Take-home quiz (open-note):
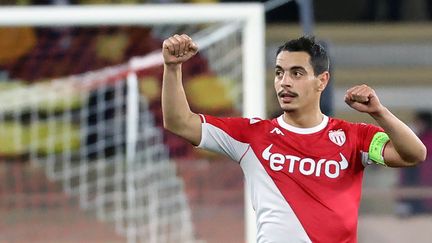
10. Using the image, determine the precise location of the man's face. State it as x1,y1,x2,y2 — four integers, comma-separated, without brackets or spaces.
274,51,326,112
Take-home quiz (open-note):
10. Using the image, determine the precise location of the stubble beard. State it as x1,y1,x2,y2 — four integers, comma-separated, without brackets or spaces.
279,102,297,113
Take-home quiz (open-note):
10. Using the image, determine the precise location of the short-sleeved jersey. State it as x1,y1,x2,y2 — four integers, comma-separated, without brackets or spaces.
198,114,383,243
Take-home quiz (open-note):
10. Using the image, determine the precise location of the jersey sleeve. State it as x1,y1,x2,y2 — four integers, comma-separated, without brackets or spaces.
197,114,255,163
356,123,385,167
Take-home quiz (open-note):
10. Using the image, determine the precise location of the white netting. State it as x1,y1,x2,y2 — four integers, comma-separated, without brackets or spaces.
0,67,195,242
0,17,244,243
0,5,265,243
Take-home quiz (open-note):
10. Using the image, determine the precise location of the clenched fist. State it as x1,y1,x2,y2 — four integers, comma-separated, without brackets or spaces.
344,84,385,114
162,34,198,65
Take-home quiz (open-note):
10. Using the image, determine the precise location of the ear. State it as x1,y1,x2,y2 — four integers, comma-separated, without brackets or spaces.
317,71,330,92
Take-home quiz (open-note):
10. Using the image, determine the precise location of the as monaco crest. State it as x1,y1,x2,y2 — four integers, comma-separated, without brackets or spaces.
329,129,346,146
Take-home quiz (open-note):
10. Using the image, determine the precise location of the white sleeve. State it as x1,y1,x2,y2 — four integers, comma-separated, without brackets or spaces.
198,121,250,163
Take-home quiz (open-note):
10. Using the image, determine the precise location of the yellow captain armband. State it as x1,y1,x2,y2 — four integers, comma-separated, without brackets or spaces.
368,132,390,166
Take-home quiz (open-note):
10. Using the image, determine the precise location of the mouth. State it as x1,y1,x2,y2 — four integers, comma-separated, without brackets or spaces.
277,90,298,103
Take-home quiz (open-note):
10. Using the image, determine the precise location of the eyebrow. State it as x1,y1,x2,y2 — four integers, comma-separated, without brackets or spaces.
275,65,307,73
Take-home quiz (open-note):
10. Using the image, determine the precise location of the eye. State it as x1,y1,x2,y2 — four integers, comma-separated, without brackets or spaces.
292,70,303,78
275,70,283,77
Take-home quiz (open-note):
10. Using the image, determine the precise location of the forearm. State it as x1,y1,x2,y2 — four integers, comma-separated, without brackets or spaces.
370,107,426,163
162,64,195,131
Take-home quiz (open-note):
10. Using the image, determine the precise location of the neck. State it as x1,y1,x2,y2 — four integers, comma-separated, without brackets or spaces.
282,108,324,128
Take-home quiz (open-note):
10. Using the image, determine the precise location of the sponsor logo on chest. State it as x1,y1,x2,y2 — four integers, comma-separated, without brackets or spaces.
261,144,349,179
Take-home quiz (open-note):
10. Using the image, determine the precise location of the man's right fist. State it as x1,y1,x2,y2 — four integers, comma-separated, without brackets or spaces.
162,34,198,65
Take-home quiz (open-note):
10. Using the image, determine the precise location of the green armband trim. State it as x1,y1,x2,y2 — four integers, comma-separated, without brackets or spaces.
368,132,390,166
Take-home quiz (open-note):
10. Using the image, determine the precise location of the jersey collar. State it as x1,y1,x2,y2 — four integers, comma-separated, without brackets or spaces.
277,115,329,134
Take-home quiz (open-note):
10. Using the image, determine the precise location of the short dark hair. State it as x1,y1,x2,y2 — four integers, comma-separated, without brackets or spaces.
276,36,329,76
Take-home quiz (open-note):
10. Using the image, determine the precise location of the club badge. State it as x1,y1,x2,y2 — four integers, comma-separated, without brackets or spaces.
329,129,346,146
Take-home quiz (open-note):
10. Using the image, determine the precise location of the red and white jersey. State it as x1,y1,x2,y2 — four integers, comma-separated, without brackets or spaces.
198,114,383,243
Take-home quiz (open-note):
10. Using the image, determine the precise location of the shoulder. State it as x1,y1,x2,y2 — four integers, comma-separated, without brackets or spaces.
328,117,383,143
200,114,273,129
328,117,374,130
248,117,275,126
327,117,357,128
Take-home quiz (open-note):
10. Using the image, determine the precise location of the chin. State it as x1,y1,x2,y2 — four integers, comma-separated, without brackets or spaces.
279,103,297,112
282,108,297,113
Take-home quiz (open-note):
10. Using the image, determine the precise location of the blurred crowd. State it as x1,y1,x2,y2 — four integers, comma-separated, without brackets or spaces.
398,111,432,215
362,0,432,21
2,0,432,22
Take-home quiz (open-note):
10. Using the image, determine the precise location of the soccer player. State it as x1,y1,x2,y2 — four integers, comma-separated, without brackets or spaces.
161,34,427,242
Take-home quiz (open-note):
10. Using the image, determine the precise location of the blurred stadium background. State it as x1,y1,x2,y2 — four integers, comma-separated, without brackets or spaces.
0,1,432,243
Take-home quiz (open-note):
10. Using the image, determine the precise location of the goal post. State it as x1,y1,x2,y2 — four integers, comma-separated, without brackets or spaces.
0,4,265,243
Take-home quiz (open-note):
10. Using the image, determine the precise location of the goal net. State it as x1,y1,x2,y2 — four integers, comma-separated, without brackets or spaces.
0,4,264,243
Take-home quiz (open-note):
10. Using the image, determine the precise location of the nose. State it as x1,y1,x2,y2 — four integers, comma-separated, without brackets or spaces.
280,73,293,87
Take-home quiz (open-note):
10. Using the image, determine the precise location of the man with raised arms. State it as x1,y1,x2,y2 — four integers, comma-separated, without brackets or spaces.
161,34,426,243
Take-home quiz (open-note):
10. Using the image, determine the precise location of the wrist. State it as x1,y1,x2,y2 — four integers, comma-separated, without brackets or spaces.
164,63,182,71
370,106,389,119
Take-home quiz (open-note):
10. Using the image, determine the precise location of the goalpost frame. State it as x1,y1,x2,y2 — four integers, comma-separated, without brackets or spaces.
0,4,265,242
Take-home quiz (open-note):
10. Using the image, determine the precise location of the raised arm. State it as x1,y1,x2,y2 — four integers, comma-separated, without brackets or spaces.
345,84,427,167
162,34,202,146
